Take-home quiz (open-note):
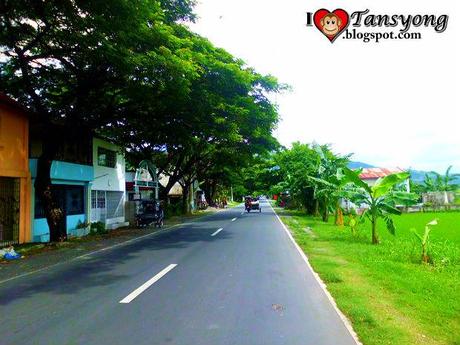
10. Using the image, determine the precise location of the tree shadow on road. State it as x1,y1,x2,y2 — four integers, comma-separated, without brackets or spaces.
0,223,233,306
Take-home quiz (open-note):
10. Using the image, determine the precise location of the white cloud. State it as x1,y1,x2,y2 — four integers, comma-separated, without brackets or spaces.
190,0,460,173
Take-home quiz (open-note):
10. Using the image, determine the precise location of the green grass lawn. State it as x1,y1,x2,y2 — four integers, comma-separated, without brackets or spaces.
226,200,241,207
276,208,460,345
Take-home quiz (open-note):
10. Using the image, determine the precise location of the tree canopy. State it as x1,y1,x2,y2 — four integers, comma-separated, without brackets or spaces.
0,0,283,239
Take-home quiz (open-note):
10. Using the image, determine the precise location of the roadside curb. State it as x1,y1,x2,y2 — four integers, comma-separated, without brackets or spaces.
270,203,363,345
0,207,231,285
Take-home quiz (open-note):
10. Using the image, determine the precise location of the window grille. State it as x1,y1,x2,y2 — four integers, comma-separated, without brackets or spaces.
106,191,124,218
91,190,107,222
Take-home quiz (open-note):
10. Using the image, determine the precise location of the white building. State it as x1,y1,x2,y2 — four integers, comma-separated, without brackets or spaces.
342,167,411,213
359,167,410,192
90,138,128,229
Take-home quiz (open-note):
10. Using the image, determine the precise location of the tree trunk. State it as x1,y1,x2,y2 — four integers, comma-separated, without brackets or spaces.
209,180,217,206
322,210,329,222
421,242,429,263
314,199,320,217
371,215,379,244
321,202,329,222
35,141,66,242
335,207,344,226
181,183,191,214
202,180,211,205
321,197,329,222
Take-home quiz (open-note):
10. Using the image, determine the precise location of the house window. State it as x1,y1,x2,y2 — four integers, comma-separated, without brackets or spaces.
91,190,107,223
91,190,106,209
35,185,85,218
65,186,85,215
106,191,124,218
97,147,117,168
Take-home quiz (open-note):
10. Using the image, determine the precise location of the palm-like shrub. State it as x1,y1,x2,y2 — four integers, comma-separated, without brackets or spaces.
424,166,460,192
411,219,438,264
343,168,417,244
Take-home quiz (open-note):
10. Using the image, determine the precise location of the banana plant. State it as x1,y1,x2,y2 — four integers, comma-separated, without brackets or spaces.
411,219,438,264
310,144,350,224
348,214,358,236
343,167,418,244
307,168,349,225
424,165,460,192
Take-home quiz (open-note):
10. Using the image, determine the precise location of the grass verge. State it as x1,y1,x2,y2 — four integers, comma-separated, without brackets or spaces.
275,207,460,345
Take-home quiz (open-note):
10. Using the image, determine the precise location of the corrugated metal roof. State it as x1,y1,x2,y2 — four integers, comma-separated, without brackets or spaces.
359,167,406,180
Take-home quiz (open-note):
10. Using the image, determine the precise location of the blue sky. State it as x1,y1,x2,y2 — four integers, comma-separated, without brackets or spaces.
190,0,459,173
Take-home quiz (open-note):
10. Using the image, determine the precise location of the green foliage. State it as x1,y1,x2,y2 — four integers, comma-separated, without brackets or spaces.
343,167,418,244
423,166,460,192
348,214,358,236
411,219,438,264
1,0,283,222
1,0,194,125
238,143,350,218
90,222,107,235
307,144,350,222
279,209,460,345
164,202,183,218
273,143,321,212
75,220,89,230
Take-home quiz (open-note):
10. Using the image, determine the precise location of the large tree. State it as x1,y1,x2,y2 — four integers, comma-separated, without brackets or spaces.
271,143,320,212
1,0,283,236
119,33,283,210
0,0,198,240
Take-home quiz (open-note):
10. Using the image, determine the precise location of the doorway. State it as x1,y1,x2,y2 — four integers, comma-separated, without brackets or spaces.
0,177,20,246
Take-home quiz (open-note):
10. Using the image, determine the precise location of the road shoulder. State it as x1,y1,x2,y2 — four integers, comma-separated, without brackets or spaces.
270,203,362,345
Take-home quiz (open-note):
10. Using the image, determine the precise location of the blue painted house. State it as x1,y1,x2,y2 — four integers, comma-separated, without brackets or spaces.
29,126,94,242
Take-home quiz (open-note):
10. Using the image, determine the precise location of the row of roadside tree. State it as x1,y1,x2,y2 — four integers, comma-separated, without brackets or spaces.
239,142,459,252
1,1,284,241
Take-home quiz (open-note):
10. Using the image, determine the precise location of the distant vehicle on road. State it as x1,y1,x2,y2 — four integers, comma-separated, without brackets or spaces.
245,196,262,213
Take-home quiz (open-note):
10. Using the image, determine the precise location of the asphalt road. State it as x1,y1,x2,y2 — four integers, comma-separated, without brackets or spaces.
0,201,357,345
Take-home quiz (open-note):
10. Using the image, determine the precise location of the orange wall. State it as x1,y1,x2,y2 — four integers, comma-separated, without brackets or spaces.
0,102,31,243
0,104,29,176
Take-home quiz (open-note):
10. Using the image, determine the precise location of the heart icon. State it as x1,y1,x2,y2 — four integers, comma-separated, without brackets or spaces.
314,9,349,43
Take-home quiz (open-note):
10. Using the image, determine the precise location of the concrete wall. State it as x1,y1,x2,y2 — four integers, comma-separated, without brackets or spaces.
91,138,127,229
92,138,125,192
29,159,93,242
422,191,455,205
0,100,31,243
29,160,94,182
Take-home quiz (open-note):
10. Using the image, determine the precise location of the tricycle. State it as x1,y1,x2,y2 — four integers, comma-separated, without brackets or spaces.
135,200,164,228
245,196,261,213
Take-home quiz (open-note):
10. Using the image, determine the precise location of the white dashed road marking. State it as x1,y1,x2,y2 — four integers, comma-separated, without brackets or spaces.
119,264,177,304
211,228,224,237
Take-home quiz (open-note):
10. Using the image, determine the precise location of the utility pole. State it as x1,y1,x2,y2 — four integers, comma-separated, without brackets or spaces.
230,185,234,202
